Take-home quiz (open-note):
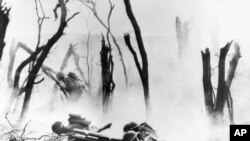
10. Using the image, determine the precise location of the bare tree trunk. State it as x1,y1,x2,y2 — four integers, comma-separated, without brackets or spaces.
226,43,241,88
201,48,214,115
86,32,92,92
201,41,237,124
175,16,191,59
7,40,17,88
60,45,73,71
214,42,232,115
20,0,79,118
5,47,43,114
225,43,241,124
124,0,151,115
0,1,10,60
5,41,59,114
7,41,56,88
100,35,115,114
15,42,56,75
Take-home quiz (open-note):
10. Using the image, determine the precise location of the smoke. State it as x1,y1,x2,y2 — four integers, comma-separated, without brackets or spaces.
1,0,250,141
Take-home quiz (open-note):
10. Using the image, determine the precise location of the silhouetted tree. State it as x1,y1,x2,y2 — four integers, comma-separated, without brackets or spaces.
0,1,10,60
20,0,79,118
100,35,115,114
201,48,214,116
123,0,151,115
201,41,240,124
5,0,79,119
7,41,61,113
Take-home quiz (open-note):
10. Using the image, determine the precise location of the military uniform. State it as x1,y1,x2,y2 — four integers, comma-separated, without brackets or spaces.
57,72,85,101
122,122,158,141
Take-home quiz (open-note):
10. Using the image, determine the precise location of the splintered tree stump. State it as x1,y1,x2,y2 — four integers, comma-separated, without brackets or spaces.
201,48,214,115
100,35,115,114
225,43,241,124
214,42,231,115
201,41,240,125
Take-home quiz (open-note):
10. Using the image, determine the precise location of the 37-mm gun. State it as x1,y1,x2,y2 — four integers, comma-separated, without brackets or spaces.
70,128,122,141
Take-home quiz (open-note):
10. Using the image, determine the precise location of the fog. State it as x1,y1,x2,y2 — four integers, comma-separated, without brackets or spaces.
1,0,250,140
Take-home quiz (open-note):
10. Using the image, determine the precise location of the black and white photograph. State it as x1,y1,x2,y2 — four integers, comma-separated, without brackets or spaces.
0,0,249,140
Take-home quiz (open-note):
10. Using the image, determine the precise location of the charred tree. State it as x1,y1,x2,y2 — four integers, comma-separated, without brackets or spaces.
0,1,10,60
6,0,49,115
175,16,192,59
225,43,241,124
123,0,151,115
214,42,231,116
201,41,240,124
6,41,64,113
100,35,115,114
5,46,43,114
18,0,79,118
79,0,128,87
8,41,56,88
201,48,214,116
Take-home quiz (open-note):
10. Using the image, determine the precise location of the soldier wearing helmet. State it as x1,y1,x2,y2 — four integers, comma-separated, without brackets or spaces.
52,114,94,135
56,72,85,101
122,122,158,141
52,113,111,135
51,121,69,135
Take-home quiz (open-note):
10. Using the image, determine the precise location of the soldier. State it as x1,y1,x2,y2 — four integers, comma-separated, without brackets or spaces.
122,122,158,141
56,72,85,101
51,121,68,135
52,114,111,135
122,122,139,141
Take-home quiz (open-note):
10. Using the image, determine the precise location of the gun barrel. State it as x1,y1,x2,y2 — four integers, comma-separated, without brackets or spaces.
73,128,90,135
72,129,121,141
